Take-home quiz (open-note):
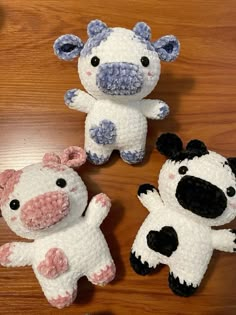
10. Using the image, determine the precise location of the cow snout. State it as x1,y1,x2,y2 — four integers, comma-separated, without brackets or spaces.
96,62,143,95
176,175,227,218
20,191,70,230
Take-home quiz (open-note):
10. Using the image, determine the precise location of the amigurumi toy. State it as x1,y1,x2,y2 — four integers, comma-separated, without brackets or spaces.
53,20,180,165
130,133,236,296
0,147,115,308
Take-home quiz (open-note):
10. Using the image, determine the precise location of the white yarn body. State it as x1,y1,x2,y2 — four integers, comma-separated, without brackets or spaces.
85,100,147,156
132,208,212,287
33,219,114,300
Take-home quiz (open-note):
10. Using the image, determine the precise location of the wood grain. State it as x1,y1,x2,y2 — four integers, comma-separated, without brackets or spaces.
0,0,236,314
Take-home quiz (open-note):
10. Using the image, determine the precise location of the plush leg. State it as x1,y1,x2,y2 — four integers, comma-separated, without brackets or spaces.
87,261,116,286
120,148,145,164
35,271,78,309
130,252,154,276
168,272,198,297
85,139,113,165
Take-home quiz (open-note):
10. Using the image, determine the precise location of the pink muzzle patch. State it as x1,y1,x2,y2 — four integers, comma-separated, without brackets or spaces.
20,191,70,230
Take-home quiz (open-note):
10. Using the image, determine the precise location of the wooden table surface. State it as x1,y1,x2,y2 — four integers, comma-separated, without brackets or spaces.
0,0,236,314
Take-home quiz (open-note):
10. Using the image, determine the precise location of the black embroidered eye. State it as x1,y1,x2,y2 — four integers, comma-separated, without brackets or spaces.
227,186,235,197
178,166,188,175
141,56,149,67
91,56,100,67
10,199,20,210
56,178,67,188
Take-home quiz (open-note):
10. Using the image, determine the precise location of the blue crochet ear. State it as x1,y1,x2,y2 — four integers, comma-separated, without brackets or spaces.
87,20,108,37
133,22,151,41
153,35,180,62
53,34,84,61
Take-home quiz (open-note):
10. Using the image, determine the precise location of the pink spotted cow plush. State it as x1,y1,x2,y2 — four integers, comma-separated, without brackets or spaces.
0,147,115,309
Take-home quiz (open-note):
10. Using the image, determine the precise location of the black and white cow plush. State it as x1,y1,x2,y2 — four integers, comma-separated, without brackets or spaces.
130,133,236,296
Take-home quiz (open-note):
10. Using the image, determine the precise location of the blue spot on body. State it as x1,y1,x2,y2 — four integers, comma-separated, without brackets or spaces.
90,120,117,145
64,89,78,105
158,105,169,119
87,151,110,165
120,150,145,164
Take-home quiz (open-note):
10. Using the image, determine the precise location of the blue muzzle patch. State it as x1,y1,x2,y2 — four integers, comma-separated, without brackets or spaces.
96,62,143,95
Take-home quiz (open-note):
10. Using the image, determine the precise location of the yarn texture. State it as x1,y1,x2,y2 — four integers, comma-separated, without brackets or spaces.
0,147,115,309
130,133,236,296
54,20,180,165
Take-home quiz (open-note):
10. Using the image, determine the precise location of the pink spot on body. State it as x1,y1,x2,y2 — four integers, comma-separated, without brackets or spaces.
169,173,175,180
89,263,116,286
95,193,111,208
49,289,77,309
0,170,22,206
20,191,70,230
0,243,14,265
37,248,69,279
86,71,92,76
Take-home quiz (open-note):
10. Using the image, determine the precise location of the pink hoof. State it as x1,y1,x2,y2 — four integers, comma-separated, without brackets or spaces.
95,193,111,208
89,263,116,286
49,289,77,309
0,243,14,265
37,248,68,279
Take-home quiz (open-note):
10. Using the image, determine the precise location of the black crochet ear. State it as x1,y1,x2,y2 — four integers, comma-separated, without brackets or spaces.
186,139,208,156
227,158,236,177
156,133,183,158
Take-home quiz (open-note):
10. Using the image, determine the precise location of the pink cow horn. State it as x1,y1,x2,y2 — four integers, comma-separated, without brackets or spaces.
61,146,86,168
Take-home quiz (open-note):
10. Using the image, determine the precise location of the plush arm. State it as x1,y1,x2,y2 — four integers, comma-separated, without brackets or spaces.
140,99,169,120
64,89,96,113
138,184,164,213
0,242,34,267
85,193,111,227
211,229,236,252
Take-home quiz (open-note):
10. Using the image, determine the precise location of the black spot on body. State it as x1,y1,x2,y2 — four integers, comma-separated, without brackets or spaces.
147,226,178,257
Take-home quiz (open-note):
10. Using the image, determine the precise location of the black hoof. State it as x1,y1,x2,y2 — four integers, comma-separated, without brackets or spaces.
168,273,198,297
130,252,154,276
138,184,156,196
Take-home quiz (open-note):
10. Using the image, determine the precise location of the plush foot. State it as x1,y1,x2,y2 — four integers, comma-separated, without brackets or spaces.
168,273,198,297
48,288,77,309
120,150,145,164
130,252,154,276
86,151,110,165
88,263,116,286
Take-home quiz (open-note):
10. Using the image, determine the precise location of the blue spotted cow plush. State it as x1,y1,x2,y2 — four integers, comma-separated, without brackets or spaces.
131,133,236,296
54,20,180,165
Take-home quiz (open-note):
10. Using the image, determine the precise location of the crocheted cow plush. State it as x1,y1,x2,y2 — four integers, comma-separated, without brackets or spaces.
130,133,236,296
0,147,115,308
53,20,180,165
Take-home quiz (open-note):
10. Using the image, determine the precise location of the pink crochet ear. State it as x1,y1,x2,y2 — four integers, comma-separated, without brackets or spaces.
61,146,86,168
43,152,61,167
